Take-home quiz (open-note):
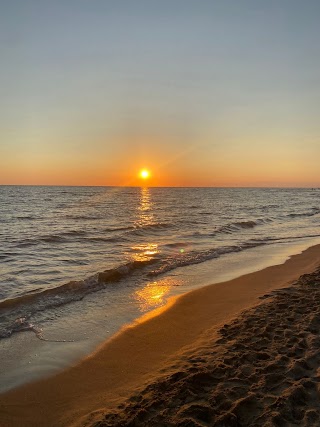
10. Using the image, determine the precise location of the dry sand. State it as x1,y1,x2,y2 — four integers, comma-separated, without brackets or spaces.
0,245,320,427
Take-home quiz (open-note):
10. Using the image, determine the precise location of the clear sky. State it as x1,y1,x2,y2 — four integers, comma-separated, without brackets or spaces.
1,0,319,186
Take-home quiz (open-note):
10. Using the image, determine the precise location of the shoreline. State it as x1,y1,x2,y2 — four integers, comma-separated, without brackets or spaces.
0,244,320,427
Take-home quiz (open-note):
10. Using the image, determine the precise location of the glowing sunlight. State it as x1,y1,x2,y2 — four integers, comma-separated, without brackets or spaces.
139,169,151,180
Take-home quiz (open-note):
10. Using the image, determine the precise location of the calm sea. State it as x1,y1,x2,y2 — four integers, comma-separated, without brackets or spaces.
1,186,320,390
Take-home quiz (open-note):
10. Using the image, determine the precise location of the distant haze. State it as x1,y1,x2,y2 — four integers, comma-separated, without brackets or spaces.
1,1,319,187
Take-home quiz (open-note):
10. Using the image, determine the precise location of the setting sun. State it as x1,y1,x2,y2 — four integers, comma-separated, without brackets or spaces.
139,169,151,180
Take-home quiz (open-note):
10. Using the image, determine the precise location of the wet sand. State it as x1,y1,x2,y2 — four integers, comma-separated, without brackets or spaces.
0,245,320,427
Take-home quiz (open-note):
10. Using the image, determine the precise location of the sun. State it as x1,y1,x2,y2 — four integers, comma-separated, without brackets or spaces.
139,169,151,180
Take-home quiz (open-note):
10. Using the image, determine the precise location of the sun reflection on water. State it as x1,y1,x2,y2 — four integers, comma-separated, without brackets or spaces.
135,187,154,227
130,243,159,261
134,277,180,311
130,187,178,312
128,187,161,263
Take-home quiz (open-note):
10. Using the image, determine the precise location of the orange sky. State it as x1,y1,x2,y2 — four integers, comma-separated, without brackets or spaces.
1,133,319,187
1,2,320,187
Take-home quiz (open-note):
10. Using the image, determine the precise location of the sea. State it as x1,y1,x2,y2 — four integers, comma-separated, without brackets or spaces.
1,186,320,391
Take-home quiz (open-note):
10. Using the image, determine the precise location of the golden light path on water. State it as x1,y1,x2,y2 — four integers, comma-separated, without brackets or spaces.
131,187,159,259
130,243,159,259
137,186,153,226
129,186,181,311
135,277,178,311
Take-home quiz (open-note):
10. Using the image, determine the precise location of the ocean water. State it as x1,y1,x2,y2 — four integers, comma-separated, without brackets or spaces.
1,186,320,390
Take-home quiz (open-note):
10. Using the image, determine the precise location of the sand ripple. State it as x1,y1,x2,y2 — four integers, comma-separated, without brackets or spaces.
93,267,320,426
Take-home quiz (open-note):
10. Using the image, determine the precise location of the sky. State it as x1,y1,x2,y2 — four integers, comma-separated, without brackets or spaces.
1,0,319,187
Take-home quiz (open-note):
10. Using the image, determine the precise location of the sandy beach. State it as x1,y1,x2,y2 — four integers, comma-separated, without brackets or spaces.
1,244,320,427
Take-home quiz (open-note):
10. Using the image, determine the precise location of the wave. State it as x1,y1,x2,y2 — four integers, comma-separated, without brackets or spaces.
62,230,87,237
127,222,173,236
41,235,67,243
16,236,67,247
238,204,280,212
217,220,257,233
285,208,320,219
16,215,36,221
1,239,269,339
84,236,125,243
104,226,134,232
0,258,158,339
2,226,319,339
2,240,270,339
97,259,158,282
183,219,269,239
16,232,127,248
249,233,320,244
164,242,191,249
64,214,103,220
260,204,280,209
148,241,267,277
213,218,272,235
15,230,88,247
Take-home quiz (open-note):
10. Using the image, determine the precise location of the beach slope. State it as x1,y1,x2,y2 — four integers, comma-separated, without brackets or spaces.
96,266,320,426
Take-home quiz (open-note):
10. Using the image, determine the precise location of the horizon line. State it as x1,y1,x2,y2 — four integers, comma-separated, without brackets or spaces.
1,184,319,189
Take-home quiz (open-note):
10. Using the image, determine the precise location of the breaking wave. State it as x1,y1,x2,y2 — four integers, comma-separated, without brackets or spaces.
148,241,267,277
0,239,273,340
213,219,273,235
285,207,320,219
0,258,158,339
